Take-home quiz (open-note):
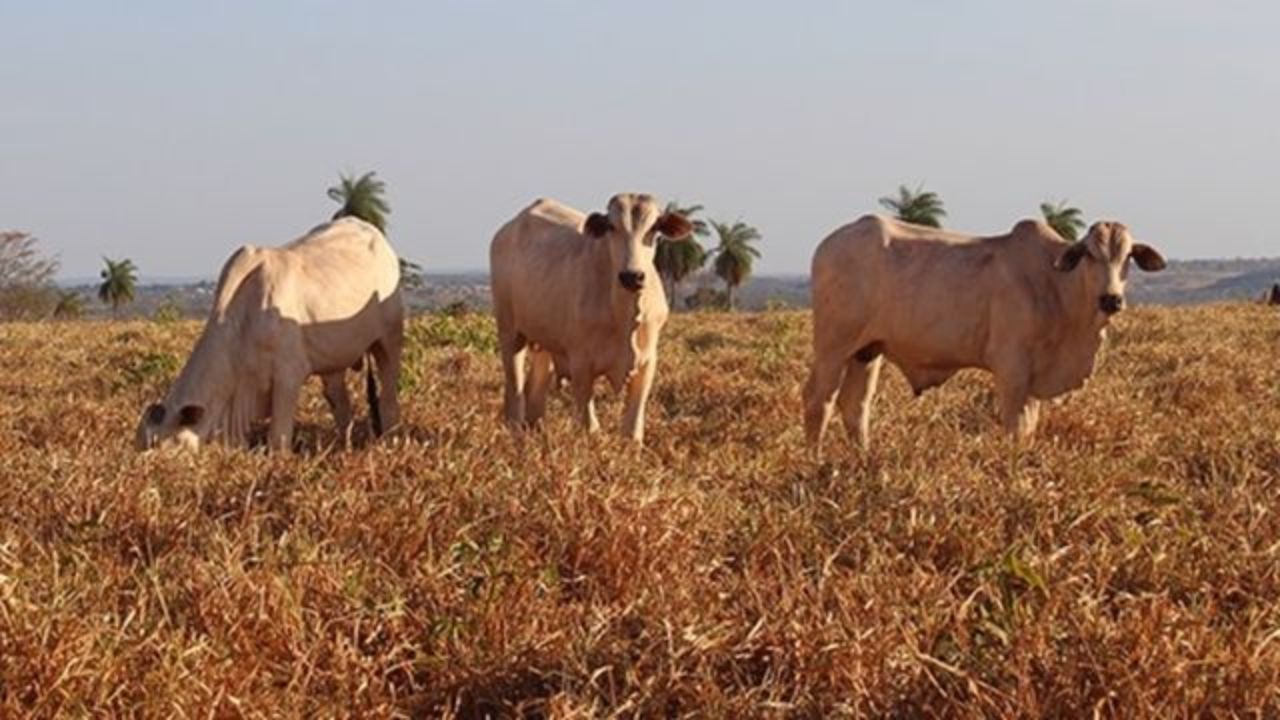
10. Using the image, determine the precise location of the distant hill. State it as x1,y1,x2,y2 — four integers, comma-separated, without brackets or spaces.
676,258,1280,310
1125,258,1280,305
54,259,1280,319
683,258,1280,311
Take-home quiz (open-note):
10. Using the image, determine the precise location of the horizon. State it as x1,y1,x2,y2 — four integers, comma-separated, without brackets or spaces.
44,234,1280,285
53,252,1280,288
4,2,1279,279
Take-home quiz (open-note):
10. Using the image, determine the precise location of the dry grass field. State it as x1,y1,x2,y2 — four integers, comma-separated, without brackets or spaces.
1,305,1278,717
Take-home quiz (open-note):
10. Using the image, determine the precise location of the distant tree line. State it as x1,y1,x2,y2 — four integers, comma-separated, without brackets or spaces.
15,173,1273,321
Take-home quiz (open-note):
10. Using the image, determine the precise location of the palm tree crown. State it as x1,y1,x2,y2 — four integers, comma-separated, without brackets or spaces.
53,290,86,319
1039,200,1086,241
654,202,710,305
98,257,137,315
399,258,425,291
711,220,762,310
879,184,947,228
328,171,391,233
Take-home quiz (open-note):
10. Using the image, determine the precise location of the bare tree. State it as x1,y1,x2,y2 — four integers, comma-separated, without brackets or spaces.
0,232,60,320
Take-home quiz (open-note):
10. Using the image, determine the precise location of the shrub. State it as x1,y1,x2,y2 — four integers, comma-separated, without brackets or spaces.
114,349,180,391
152,297,184,324
684,286,728,311
409,313,497,354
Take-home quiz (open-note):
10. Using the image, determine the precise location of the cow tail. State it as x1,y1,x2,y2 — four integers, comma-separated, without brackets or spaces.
366,355,383,437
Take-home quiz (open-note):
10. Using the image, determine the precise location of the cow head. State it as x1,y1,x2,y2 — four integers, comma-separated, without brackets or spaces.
583,194,693,292
135,401,206,451
1054,221,1165,317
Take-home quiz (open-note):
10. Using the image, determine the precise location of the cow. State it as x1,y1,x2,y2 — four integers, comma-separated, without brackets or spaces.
1262,283,1280,305
803,215,1166,450
489,194,693,444
135,217,404,452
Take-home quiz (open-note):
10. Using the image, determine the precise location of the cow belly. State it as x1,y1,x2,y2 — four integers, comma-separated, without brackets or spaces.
881,337,982,376
509,307,571,357
300,319,383,375
895,363,959,395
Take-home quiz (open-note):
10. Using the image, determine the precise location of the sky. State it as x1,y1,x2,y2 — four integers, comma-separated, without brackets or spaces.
2,1,1278,278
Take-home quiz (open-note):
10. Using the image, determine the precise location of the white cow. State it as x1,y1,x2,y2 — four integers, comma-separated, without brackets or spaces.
804,215,1166,449
136,217,404,451
489,194,693,444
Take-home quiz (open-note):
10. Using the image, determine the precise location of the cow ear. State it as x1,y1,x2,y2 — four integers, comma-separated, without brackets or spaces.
1130,243,1166,272
178,404,205,427
584,213,612,238
146,403,166,425
654,213,694,241
1054,242,1088,272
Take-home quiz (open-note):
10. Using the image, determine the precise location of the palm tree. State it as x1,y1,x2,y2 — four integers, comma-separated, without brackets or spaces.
878,184,947,228
654,201,710,306
98,257,137,316
53,290,86,320
327,171,390,233
710,220,762,311
1040,200,1086,241
399,258,425,292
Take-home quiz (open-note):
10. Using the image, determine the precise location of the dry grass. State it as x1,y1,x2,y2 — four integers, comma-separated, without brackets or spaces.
1,305,1278,717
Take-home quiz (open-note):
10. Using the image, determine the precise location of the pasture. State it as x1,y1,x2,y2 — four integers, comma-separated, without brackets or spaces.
1,305,1278,716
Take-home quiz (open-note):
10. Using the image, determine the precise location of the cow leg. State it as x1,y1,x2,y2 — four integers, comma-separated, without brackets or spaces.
995,370,1036,439
370,335,403,435
1023,398,1042,436
837,356,882,449
803,354,848,450
524,350,554,428
321,371,353,447
268,375,304,452
500,335,528,428
569,362,599,434
621,360,658,444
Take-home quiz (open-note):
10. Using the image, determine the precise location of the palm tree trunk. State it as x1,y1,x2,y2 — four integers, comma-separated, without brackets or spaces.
726,283,735,311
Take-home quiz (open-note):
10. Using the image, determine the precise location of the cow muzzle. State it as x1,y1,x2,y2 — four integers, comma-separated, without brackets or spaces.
1099,293,1124,315
618,270,645,292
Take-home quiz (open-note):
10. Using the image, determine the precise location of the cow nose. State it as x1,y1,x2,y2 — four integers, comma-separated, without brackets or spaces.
618,271,645,291
1099,293,1124,315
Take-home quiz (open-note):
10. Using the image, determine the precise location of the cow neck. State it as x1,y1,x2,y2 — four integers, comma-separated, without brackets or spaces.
1050,257,1107,337
608,282,648,323
1043,247,1109,388
609,269,668,358
167,315,240,444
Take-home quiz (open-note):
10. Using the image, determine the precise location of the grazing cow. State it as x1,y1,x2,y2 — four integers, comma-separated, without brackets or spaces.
135,217,404,451
804,215,1166,449
490,194,693,443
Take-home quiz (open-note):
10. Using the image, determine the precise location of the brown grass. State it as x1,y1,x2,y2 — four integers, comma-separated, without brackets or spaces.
1,305,1278,717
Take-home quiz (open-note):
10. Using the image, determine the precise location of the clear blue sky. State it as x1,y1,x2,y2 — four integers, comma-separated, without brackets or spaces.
3,1,1277,278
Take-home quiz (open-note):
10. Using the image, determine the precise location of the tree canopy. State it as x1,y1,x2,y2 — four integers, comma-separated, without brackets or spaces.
1040,200,1086,241
654,202,710,305
878,184,947,228
328,171,391,233
98,257,138,315
711,220,763,310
